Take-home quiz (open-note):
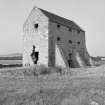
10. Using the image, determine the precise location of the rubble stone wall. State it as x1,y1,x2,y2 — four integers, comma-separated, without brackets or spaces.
23,7,49,66
49,21,91,67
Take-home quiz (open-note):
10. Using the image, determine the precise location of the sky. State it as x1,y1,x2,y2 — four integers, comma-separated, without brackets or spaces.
0,0,105,56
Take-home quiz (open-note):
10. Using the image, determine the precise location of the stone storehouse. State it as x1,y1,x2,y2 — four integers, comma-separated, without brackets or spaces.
23,7,93,68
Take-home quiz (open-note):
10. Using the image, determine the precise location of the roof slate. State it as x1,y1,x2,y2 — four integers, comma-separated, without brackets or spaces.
39,8,84,31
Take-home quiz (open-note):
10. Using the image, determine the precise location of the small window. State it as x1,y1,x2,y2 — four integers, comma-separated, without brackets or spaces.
77,41,80,44
34,24,38,29
68,28,72,32
57,24,60,28
77,30,80,34
69,53,72,57
68,40,72,44
57,37,61,41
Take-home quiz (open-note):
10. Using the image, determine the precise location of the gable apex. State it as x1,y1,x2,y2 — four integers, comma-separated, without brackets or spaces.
23,6,48,29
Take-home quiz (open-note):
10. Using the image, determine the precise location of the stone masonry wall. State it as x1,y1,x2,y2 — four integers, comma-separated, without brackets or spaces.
23,7,49,66
49,21,90,67
48,22,55,67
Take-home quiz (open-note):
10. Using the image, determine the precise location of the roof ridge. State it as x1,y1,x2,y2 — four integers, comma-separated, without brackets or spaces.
39,8,84,31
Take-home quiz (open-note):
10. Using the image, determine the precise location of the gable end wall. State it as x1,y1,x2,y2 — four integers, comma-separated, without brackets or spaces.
23,7,49,66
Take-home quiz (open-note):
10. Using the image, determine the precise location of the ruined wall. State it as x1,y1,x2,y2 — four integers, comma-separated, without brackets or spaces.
23,7,49,66
23,7,92,68
49,21,90,67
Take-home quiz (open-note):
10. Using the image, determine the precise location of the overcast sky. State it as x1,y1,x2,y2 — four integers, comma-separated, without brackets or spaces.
0,0,105,56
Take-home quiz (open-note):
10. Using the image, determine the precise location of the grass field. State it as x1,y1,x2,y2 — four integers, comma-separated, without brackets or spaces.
0,65,105,105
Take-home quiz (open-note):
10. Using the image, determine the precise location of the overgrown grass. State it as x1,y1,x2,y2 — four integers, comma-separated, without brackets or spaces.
23,65,66,77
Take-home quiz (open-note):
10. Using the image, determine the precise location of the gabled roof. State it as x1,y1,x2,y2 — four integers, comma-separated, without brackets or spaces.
39,8,84,32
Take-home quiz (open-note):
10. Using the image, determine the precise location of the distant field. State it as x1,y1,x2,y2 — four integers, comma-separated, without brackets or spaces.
0,60,22,68
0,60,22,65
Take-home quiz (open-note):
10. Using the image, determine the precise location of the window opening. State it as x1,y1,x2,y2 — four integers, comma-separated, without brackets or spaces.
77,41,80,44
68,28,72,32
77,30,80,34
34,24,38,29
57,37,61,41
57,24,60,28
68,40,72,44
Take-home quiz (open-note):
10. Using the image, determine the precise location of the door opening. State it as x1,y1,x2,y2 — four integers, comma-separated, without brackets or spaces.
30,45,39,64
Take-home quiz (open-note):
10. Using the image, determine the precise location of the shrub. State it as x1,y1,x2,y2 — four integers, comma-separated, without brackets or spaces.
31,65,51,76
39,65,51,75
23,65,66,77
54,66,62,73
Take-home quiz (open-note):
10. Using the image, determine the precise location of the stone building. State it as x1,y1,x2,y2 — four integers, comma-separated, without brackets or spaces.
23,6,93,68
